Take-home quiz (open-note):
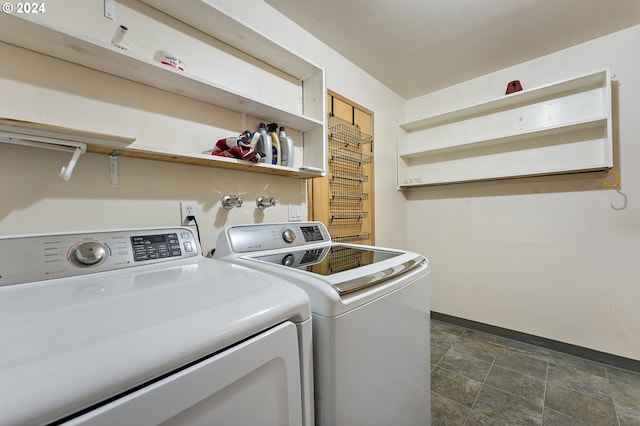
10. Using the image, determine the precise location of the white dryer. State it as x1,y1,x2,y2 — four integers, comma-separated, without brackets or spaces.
214,222,430,426
0,227,313,426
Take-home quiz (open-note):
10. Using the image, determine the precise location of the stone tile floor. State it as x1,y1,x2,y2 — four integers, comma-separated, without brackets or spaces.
431,319,640,425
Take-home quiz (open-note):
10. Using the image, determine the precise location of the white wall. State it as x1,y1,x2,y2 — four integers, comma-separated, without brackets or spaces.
0,0,406,251
405,25,640,360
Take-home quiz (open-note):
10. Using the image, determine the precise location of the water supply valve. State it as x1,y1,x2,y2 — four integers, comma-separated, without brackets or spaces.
256,196,275,210
222,195,243,210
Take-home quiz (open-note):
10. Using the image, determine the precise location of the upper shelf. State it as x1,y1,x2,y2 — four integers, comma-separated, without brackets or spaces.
397,69,612,188
139,0,322,81
0,12,322,132
400,70,608,132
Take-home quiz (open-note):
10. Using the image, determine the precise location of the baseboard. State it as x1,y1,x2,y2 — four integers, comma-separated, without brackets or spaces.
431,311,640,374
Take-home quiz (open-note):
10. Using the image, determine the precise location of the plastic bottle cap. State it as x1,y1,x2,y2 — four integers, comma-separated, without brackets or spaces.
153,50,185,72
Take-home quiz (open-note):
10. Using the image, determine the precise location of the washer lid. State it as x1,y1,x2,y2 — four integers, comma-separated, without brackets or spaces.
251,245,401,271
0,258,310,426
251,244,423,294
247,244,425,295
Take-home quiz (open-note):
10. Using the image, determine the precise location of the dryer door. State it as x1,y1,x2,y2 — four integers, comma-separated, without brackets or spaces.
66,322,303,426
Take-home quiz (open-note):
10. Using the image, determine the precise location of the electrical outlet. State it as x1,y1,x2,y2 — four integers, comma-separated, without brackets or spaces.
180,201,197,225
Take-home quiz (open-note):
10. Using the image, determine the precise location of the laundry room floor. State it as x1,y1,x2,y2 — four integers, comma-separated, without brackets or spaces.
430,319,640,425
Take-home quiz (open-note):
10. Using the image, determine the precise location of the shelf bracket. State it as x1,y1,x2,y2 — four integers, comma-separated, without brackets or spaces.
109,151,121,188
0,132,87,181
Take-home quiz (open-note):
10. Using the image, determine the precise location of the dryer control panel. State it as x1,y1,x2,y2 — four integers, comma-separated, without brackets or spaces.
0,227,200,286
218,222,331,255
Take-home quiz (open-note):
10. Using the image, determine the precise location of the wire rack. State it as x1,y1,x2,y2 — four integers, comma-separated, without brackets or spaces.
329,118,373,148
326,114,373,257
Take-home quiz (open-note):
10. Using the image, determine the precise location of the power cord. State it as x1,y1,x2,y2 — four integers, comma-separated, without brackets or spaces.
186,215,201,249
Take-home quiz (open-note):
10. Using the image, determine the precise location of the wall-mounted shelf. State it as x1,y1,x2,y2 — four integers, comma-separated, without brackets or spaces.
398,69,612,188
0,118,324,179
91,143,325,179
0,6,327,179
138,0,321,83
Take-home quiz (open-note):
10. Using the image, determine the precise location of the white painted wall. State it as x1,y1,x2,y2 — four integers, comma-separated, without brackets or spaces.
0,0,406,251
405,25,640,360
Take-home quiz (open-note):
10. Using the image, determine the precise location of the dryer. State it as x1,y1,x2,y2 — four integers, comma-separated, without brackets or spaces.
214,221,430,426
0,227,313,425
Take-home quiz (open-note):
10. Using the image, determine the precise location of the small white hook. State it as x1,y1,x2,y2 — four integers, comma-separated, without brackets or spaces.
59,145,86,181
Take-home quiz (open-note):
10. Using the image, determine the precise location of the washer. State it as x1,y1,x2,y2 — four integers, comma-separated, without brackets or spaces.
0,227,313,426
214,221,430,426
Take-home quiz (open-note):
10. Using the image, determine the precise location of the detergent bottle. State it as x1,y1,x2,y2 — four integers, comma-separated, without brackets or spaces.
278,127,294,167
257,123,272,164
267,123,280,165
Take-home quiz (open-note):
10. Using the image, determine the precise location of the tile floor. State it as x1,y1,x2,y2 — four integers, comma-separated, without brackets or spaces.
431,319,640,425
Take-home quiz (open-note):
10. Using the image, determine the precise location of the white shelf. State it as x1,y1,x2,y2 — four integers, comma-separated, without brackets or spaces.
398,69,612,188
0,9,327,178
139,0,321,82
107,144,325,179
400,117,608,158
0,117,324,179
400,70,608,132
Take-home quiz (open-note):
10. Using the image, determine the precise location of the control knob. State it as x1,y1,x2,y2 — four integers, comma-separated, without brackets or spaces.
282,228,296,243
282,254,295,267
70,241,108,267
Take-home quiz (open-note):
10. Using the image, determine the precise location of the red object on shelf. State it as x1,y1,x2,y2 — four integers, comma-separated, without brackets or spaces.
506,80,523,94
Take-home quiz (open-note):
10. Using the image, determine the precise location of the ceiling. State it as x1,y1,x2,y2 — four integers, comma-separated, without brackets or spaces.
265,0,640,99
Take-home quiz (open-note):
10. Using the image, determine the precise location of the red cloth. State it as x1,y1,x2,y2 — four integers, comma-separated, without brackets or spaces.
205,131,263,163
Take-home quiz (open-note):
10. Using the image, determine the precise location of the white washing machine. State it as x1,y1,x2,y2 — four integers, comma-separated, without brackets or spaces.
214,222,430,426
0,227,313,426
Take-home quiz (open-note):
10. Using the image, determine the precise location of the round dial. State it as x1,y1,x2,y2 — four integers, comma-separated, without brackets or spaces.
70,241,108,267
281,253,295,267
282,228,296,243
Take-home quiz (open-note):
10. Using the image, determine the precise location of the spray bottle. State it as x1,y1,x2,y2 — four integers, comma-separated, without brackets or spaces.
278,127,294,167
267,123,280,165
